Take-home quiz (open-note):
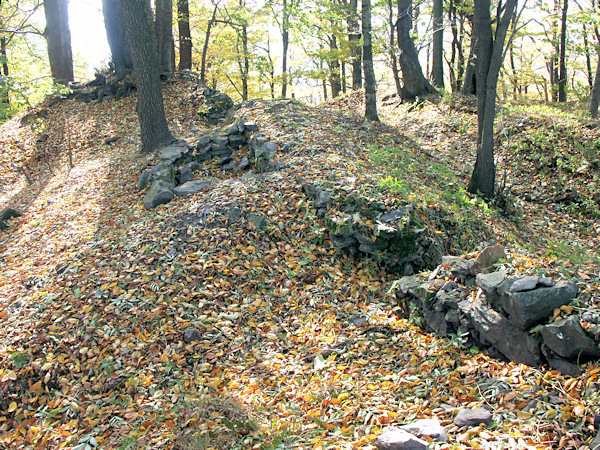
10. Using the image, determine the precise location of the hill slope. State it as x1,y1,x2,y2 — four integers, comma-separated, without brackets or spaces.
0,81,599,448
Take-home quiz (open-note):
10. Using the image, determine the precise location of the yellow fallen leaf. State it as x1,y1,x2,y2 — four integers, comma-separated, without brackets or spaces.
30,381,43,394
7,402,17,413
337,392,350,401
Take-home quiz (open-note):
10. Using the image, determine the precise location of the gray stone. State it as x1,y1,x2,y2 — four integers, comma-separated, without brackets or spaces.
591,432,600,450
212,134,229,147
220,158,237,171
454,408,493,427
451,260,475,279
224,124,240,136
183,327,203,343
197,135,211,148
228,134,244,149
314,189,332,209
466,296,542,366
471,244,505,274
244,121,258,132
143,181,174,210
393,275,420,297
210,143,233,157
249,134,268,156
226,207,244,221
239,156,251,170
148,161,176,186
159,143,186,163
545,356,581,377
173,180,214,196
413,284,436,308
137,169,151,190
399,418,448,443
374,428,429,450
586,382,600,397
510,276,542,292
476,271,506,295
541,316,600,359
248,213,267,230
380,207,410,223
177,166,194,185
498,281,578,329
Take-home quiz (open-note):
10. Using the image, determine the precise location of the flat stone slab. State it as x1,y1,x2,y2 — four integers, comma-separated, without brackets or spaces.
454,407,493,427
399,418,448,443
173,180,214,196
374,428,429,450
143,180,174,210
159,143,187,163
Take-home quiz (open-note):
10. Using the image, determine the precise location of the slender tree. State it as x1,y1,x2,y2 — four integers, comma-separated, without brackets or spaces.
467,0,518,198
387,0,402,95
177,0,192,70
43,0,73,85
102,0,132,78
432,0,444,88
155,0,173,73
348,0,362,89
120,0,173,153
558,0,568,102
362,0,378,121
396,0,437,100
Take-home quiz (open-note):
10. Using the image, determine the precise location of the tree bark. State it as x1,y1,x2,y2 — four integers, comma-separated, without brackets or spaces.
281,0,290,97
177,0,192,70
396,0,436,101
328,34,341,98
362,0,379,121
120,0,173,153
43,0,73,85
462,26,477,95
102,0,132,78
0,36,9,109
558,0,568,102
590,54,600,118
467,0,517,198
432,0,444,88
155,0,173,73
200,4,219,85
349,0,362,89
388,0,402,96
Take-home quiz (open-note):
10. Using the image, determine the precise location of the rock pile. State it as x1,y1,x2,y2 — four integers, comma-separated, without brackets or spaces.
138,119,283,209
394,245,600,376
302,183,441,274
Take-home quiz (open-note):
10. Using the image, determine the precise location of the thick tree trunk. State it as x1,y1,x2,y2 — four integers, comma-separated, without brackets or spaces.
388,0,402,96
349,0,362,89
102,0,132,78
155,0,173,73
396,0,436,101
43,0,73,85
120,0,173,153
432,0,444,88
362,0,379,121
590,55,600,118
462,31,477,95
177,0,192,70
558,0,568,102
467,0,517,198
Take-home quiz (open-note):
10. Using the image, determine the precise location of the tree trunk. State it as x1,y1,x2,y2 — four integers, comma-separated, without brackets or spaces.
583,23,593,88
590,54,600,118
155,0,173,73
341,61,347,93
200,4,218,85
177,0,192,70
349,0,362,89
102,0,132,78
396,0,436,101
558,0,568,102
388,0,402,96
362,0,379,121
281,0,290,97
462,28,477,95
43,0,73,85
467,0,517,198
120,0,173,153
0,36,9,110
328,34,341,98
432,0,444,88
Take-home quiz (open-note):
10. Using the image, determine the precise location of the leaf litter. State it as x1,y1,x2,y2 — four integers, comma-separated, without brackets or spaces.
0,80,598,448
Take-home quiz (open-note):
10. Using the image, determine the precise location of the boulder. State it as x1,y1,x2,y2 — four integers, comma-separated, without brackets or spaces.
541,316,600,359
239,156,251,170
183,327,203,343
229,134,245,149
159,142,187,163
497,281,578,329
220,158,237,171
454,408,493,427
177,166,194,185
399,418,448,443
0,207,22,231
476,270,506,302
143,181,174,210
465,296,542,366
248,213,267,230
196,135,211,148
173,180,214,196
144,161,176,188
374,428,429,450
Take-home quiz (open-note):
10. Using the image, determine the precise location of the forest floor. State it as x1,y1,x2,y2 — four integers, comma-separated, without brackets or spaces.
0,78,599,449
